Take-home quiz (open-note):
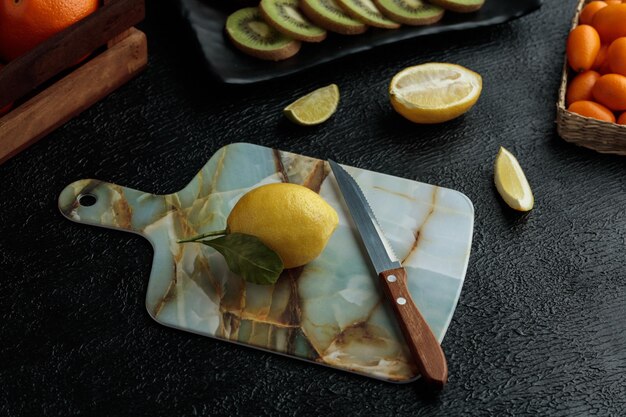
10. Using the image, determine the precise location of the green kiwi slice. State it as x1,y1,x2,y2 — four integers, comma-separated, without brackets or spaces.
373,0,444,25
225,7,301,61
300,0,368,35
336,0,401,29
428,0,484,13
259,0,327,42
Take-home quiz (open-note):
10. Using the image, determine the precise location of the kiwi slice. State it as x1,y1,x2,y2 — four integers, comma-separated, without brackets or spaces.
373,0,444,25
225,7,301,61
300,0,368,35
259,0,327,42
428,0,484,13
336,0,401,29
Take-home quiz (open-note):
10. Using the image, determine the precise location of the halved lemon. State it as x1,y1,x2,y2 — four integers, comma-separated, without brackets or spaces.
389,63,482,124
494,147,534,212
284,84,340,125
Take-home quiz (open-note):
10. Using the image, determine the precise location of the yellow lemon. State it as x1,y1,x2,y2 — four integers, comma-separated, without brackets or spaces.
494,147,534,212
389,63,482,124
283,84,340,125
226,183,339,268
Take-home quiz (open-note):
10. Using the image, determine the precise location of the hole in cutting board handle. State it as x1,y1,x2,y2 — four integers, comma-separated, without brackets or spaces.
78,193,97,207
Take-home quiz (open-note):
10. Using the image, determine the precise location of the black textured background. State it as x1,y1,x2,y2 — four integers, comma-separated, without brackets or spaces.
1,0,626,415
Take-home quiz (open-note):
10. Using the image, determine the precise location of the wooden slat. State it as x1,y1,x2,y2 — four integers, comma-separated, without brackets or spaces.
0,0,145,108
0,28,148,165
104,0,134,47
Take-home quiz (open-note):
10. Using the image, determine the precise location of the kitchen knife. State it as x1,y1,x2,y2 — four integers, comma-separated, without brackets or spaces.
328,160,448,389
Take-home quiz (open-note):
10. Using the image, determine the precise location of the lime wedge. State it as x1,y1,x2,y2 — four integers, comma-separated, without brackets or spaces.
283,84,339,125
494,147,534,212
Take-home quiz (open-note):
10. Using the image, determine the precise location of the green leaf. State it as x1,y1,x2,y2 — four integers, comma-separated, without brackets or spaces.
177,229,227,243
200,233,284,285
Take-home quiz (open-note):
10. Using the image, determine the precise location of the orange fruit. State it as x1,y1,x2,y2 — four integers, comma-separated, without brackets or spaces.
592,44,609,71
592,4,626,43
568,100,616,122
605,0,621,4
0,0,99,61
592,73,626,110
599,61,613,74
567,70,601,105
618,112,626,124
580,1,607,25
567,25,601,72
608,37,626,75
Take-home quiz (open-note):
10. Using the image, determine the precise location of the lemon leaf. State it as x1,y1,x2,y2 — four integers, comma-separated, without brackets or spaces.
201,233,284,285
177,229,227,243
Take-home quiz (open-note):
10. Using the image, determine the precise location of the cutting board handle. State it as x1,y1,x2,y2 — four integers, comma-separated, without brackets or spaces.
58,179,162,235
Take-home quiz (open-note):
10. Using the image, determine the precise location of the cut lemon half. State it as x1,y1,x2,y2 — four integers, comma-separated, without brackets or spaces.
494,147,534,212
284,84,339,125
389,63,482,124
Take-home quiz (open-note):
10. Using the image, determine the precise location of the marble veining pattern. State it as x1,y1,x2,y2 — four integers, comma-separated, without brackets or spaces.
58,142,474,382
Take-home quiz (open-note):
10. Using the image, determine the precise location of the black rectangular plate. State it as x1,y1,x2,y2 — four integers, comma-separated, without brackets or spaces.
177,0,542,84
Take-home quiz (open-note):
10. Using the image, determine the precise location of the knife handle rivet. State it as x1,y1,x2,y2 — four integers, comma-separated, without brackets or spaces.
387,275,397,283
396,297,407,305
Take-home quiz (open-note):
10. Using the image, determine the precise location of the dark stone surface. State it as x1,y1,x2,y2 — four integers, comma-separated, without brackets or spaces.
1,0,625,415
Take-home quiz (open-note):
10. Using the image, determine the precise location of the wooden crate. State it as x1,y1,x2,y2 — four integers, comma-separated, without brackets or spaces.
0,0,147,165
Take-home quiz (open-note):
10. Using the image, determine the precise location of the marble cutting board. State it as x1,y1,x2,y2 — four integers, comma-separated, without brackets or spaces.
58,142,474,382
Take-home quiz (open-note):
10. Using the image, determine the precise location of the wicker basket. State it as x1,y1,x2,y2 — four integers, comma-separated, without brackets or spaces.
556,0,626,156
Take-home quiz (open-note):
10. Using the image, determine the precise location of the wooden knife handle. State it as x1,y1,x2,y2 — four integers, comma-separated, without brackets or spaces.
379,267,448,389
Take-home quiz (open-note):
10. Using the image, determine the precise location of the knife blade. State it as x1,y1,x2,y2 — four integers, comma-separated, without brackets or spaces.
328,160,448,389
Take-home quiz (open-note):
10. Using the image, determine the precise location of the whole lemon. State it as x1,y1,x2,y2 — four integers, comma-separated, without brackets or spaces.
226,183,339,269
